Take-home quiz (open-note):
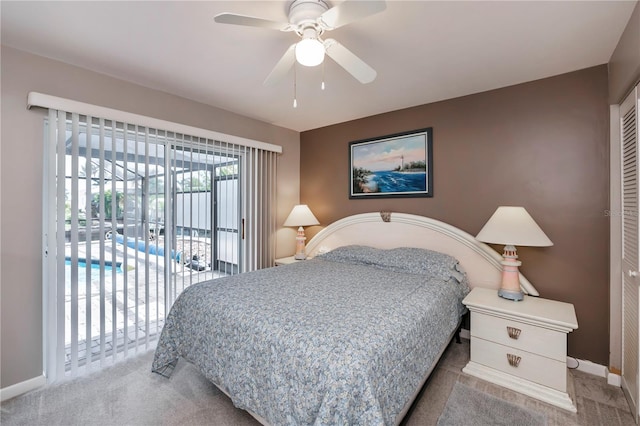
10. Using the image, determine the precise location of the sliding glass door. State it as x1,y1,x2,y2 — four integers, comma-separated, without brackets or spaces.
44,115,254,378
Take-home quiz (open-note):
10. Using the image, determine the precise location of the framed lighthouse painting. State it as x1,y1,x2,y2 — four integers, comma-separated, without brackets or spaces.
349,127,433,199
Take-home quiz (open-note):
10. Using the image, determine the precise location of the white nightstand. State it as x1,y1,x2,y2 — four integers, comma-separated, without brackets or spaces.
274,256,301,266
462,287,579,412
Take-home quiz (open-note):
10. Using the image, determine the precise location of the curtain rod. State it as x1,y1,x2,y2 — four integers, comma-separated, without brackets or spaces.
27,92,283,154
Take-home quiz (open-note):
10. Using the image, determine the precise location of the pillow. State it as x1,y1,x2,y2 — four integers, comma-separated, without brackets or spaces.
315,245,380,265
317,245,467,283
381,247,465,281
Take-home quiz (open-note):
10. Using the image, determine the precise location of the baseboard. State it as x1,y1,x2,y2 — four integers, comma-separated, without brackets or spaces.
570,358,607,376
568,357,622,386
460,328,470,340
607,371,622,386
0,374,46,402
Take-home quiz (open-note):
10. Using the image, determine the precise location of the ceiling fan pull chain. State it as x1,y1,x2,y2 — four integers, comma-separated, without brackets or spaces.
321,61,326,91
293,62,298,108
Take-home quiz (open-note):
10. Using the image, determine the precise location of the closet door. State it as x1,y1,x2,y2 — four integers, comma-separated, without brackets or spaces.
622,84,640,423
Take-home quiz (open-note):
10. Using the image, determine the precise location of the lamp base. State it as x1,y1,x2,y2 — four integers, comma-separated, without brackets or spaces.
498,244,524,301
498,288,524,301
294,226,307,260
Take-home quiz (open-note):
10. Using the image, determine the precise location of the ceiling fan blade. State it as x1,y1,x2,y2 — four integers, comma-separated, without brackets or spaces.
324,39,376,84
264,44,297,87
320,1,386,29
214,13,292,31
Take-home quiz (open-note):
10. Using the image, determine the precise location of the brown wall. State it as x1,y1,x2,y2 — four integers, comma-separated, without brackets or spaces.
300,65,610,364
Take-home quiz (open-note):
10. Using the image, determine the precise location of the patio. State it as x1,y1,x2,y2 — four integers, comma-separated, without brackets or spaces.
63,236,227,369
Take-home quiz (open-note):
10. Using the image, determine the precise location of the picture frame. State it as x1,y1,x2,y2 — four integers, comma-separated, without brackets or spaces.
349,127,433,199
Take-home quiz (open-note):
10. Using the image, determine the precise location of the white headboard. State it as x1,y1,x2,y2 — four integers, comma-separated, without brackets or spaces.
305,212,538,296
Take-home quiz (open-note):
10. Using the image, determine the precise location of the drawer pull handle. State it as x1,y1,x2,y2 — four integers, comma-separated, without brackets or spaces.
507,326,521,340
507,354,521,368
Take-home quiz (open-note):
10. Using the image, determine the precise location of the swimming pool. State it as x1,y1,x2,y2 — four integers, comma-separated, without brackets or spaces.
64,258,123,293
64,257,122,272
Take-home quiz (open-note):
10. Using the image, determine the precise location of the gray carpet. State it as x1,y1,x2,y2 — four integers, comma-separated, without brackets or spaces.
437,381,547,426
1,348,549,426
0,350,259,426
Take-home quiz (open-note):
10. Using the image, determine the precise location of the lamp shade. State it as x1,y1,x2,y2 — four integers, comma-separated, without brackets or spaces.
476,206,553,247
283,204,319,227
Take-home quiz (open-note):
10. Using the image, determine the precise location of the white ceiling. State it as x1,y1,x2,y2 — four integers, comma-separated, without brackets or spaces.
1,1,636,132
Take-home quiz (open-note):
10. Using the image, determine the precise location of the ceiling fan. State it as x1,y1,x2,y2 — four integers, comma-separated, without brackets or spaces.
214,0,386,86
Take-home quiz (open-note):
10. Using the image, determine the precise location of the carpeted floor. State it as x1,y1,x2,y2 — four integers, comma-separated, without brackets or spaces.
0,339,634,425
436,382,546,426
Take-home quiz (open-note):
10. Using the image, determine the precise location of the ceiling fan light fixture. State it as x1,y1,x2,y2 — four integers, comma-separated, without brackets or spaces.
295,38,325,67
214,0,386,84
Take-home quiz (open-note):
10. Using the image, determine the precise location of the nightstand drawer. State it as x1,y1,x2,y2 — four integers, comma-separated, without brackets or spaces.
471,312,566,361
471,337,567,392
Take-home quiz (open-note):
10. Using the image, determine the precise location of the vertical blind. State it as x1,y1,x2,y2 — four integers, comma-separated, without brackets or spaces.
34,93,280,381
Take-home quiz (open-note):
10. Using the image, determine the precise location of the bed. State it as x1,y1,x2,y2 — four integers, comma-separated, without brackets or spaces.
152,212,538,425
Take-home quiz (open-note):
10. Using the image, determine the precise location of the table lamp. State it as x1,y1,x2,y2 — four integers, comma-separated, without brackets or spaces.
283,204,319,260
476,206,553,301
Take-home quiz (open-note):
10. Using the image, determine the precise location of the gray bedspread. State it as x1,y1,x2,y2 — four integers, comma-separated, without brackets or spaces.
152,247,470,425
